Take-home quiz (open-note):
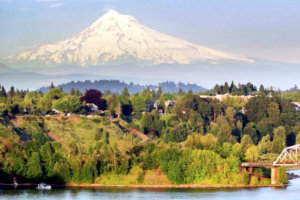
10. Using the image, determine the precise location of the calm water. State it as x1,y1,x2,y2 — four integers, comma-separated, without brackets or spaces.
1,170,300,200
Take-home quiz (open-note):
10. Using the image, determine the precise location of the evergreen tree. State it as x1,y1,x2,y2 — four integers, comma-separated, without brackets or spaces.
224,82,229,93
53,161,71,183
178,88,184,95
213,84,221,94
158,96,165,111
156,86,163,100
267,102,280,126
26,152,43,181
8,86,15,98
187,89,193,95
122,87,130,98
116,101,122,118
76,89,82,96
104,90,112,96
0,86,7,97
105,132,110,144
70,88,76,96
259,84,265,94
80,163,94,184
241,135,254,153
231,83,238,93
229,81,235,93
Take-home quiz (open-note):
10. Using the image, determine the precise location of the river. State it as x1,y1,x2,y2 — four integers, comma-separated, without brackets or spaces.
1,170,300,200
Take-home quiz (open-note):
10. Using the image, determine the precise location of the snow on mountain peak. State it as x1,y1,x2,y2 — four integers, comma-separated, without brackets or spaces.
104,9,120,16
5,10,253,67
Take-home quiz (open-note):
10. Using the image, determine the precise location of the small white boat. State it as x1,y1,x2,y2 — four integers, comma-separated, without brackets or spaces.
37,183,51,190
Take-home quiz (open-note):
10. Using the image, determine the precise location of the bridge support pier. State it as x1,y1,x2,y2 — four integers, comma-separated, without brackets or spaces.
271,166,279,185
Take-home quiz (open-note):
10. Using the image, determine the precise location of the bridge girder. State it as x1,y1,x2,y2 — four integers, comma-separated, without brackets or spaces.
273,144,300,166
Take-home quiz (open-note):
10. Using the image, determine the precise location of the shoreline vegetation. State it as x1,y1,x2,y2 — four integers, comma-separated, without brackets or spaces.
3,167,298,189
64,182,287,189
0,183,286,189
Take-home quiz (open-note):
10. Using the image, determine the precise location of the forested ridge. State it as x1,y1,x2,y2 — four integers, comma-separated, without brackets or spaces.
38,80,207,94
0,81,298,186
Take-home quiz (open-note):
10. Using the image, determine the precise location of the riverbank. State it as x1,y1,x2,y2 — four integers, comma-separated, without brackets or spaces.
64,183,286,189
287,172,300,180
0,182,286,189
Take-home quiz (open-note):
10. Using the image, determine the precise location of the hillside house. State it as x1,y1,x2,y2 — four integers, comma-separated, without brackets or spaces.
23,108,30,115
51,109,62,115
146,101,158,111
292,102,300,112
200,93,254,102
165,100,176,108
86,103,99,113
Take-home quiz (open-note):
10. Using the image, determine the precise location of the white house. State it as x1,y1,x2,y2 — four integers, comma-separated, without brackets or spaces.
165,100,176,108
86,103,99,112
146,101,158,111
292,102,300,111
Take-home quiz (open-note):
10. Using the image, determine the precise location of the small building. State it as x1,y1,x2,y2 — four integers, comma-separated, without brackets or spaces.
51,109,61,115
146,101,158,111
86,103,99,112
199,95,217,100
239,107,246,114
23,109,29,115
158,109,164,114
200,93,254,102
165,100,176,108
292,102,300,112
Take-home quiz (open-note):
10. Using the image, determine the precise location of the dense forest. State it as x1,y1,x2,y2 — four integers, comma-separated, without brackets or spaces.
38,80,207,94
0,81,299,186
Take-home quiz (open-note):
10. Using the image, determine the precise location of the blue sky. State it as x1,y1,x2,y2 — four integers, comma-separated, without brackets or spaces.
1,0,300,63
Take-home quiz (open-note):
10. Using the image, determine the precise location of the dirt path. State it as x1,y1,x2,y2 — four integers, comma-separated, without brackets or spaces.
56,115,81,124
10,116,23,127
47,131,70,151
10,116,32,143
111,118,152,143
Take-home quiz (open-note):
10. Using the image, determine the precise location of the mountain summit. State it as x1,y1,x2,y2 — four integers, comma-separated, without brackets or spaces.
6,10,252,67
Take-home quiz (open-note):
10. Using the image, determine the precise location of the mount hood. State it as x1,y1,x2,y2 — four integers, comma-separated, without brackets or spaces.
5,10,252,67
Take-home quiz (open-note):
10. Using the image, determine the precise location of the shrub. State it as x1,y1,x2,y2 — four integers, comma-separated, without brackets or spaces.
242,171,249,185
250,176,259,185
33,132,49,145
142,154,156,170
137,171,144,184
230,173,246,185
80,163,94,184
278,166,288,184
94,128,103,140
260,178,271,185
167,160,184,184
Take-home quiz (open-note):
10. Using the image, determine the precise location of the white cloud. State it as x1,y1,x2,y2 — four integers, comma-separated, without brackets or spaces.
48,3,63,8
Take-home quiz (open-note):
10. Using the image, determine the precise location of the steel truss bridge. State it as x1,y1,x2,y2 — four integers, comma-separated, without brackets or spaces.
273,144,300,166
240,144,300,184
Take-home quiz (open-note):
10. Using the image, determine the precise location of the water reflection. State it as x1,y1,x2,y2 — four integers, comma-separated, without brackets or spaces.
0,170,299,200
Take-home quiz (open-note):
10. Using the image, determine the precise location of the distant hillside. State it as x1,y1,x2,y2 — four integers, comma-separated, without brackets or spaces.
0,62,17,73
38,80,207,94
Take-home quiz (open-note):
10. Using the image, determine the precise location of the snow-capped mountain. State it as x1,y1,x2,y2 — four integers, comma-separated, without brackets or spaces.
5,10,252,67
